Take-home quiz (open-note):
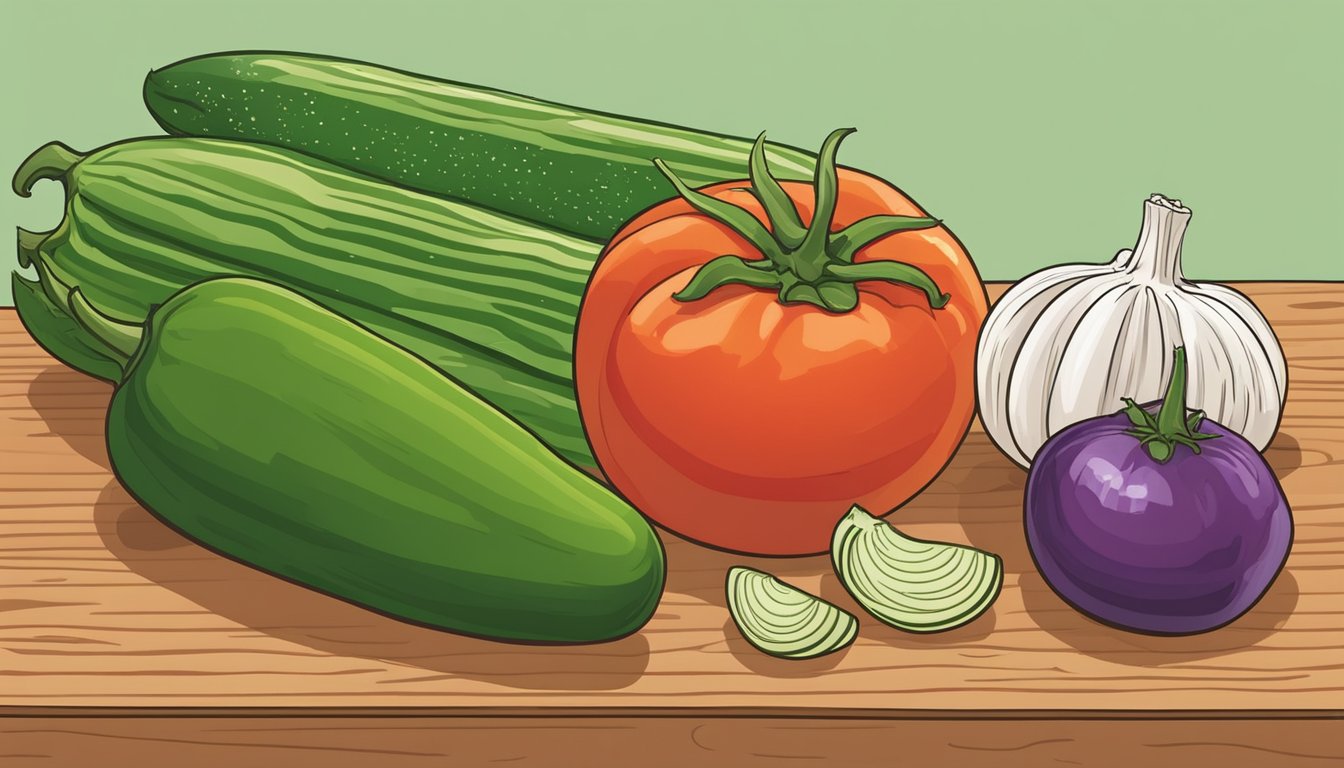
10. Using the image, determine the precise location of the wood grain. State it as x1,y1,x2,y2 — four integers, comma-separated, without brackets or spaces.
1,284,1341,724
3,715,1343,767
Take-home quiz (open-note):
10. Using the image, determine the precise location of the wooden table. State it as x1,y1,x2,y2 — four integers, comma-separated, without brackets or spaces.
2,283,1341,767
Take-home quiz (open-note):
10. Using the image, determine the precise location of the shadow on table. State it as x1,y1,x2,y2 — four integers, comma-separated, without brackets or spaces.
716,615,855,677
666,532,1000,678
659,529,830,607
1265,431,1304,478
85,412,1299,683
93,480,651,690
946,429,1303,665
661,533,847,677
938,441,1031,574
817,571,1001,647
1018,569,1300,664
25,365,113,471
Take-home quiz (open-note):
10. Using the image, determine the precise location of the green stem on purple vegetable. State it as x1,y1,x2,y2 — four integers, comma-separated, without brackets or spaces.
1120,346,1220,463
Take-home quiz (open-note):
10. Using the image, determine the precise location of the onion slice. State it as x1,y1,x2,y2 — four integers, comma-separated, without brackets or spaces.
831,506,1002,633
726,567,858,659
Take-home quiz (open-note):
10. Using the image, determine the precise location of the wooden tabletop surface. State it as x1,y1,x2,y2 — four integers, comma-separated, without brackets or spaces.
2,282,1341,766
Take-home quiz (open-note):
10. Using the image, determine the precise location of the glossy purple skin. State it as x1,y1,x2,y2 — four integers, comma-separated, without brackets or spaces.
1025,411,1292,635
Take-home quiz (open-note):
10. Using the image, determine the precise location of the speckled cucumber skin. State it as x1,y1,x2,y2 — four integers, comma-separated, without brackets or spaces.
28,137,600,466
143,51,817,240
106,278,665,643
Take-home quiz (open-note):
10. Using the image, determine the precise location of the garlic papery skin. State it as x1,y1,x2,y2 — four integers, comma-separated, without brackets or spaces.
976,194,1287,468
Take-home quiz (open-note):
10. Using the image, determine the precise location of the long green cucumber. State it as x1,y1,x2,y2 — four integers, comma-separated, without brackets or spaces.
13,137,601,467
68,276,664,643
143,51,816,240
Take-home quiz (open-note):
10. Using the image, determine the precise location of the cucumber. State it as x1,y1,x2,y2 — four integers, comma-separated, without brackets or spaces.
831,506,1002,633
67,276,665,643
143,51,817,240
13,137,601,467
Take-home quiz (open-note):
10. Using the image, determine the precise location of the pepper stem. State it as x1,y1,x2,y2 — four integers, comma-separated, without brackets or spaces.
13,142,85,198
655,128,948,313
1120,346,1219,463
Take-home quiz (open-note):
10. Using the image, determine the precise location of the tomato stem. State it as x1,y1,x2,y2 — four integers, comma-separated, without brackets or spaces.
655,129,949,313
793,128,853,281
748,133,806,250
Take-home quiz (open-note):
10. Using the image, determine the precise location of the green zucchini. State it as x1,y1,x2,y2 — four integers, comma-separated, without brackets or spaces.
143,51,816,240
67,276,665,643
13,137,601,467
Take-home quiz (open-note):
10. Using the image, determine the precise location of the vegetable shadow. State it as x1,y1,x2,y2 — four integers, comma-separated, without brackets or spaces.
659,530,830,606
1018,569,1300,664
93,480,651,690
665,537,997,676
930,433,1031,574
1265,431,1303,478
718,616,853,675
662,536,848,677
25,365,113,472
816,572,1000,647
660,431,1017,674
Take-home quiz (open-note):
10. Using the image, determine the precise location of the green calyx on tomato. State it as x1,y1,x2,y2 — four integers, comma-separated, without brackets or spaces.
653,128,951,313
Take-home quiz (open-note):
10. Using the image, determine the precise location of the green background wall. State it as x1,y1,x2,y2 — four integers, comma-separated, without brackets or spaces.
3,0,1340,306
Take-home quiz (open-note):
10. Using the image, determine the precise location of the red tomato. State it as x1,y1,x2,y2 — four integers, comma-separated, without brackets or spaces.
575,131,988,555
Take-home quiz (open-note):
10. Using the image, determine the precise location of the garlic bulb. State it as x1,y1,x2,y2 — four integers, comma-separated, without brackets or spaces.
977,194,1286,468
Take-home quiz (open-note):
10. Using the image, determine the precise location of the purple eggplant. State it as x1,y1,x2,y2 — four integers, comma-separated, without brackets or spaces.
1024,347,1292,635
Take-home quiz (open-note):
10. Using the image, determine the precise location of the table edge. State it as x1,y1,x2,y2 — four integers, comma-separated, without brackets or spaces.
2,706,1342,720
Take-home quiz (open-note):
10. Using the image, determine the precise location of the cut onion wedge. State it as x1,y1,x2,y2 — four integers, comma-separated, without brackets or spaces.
726,566,858,659
831,506,1002,633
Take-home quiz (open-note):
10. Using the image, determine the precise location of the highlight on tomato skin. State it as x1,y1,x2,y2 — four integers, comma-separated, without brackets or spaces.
574,129,989,556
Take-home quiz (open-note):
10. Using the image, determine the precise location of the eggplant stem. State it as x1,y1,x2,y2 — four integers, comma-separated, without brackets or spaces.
1124,346,1219,463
